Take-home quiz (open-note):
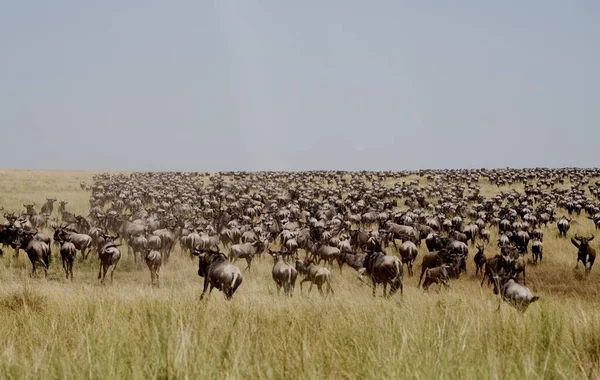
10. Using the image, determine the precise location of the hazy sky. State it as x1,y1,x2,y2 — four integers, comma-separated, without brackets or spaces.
1,1,598,171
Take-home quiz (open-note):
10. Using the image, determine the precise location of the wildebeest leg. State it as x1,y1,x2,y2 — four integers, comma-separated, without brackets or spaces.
245,257,252,271
299,277,311,293
100,265,107,284
82,247,88,261
283,281,290,295
98,263,103,280
200,277,211,300
317,283,323,296
418,267,426,287
276,282,281,294
480,269,488,286
221,283,230,299
408,261,413,277
69,260,74,281
357,268,367,284
327,280,333,296
372,280,377,297
308,282,314,294
383,283,388,298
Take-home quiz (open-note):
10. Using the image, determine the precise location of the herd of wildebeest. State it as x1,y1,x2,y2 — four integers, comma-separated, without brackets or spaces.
2,168,600,312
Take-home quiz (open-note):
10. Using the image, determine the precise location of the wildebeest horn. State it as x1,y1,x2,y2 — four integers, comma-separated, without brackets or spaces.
589,236,594,242
574,234,581,241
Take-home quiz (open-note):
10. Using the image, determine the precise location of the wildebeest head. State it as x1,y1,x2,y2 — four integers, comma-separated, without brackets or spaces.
23,203,36,215
267,249,284,261
573,234,594,245
492,274,511,295
102,233,120,244
572,234,594,258
4,212,17,225
12,229,37,249
192,247,223,277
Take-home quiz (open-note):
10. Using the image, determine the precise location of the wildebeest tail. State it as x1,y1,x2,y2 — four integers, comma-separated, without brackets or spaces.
393,260,402,282
230,270,242,293
284,268,292,294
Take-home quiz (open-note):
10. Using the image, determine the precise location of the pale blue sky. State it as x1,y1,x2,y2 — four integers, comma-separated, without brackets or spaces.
1,1,598,171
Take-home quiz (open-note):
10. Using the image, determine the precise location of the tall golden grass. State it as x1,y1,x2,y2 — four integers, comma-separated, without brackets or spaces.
0,170,599,379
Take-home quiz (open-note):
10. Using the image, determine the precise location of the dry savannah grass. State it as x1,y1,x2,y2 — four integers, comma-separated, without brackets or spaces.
1,170,600,380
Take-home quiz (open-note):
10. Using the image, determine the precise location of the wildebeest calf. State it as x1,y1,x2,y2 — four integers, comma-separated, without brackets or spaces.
296,259,333,297
422,264,450,290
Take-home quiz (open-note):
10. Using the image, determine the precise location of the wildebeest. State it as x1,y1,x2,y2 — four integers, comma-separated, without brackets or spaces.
398,240,418,276
194,248,243,300
422,265,450,290
363,250,403,297
152,228,176,263
98,234,122,284
493,275,539,313
480,254,509,288
336,252,366,273
296,259,334,296
129,234,148,263
418,249,448,287
312,242,341,266
23,203,37,216
571,234,596,274
228,240,267,271
473,245,487,277
58,237,77,280
513,230,530,254
58,200,68,217
531,239,543,265
557,216,571,237
53,228,93,260
269,250,298,296
147,234,162,250
13,230,50,277
144,248,162,287
41,198,57,215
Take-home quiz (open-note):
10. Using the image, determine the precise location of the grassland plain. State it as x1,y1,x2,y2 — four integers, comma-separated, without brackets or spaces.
0,170,600,379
